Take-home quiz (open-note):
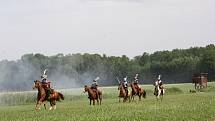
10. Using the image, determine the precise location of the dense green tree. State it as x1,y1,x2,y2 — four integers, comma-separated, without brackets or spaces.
0,44,214,91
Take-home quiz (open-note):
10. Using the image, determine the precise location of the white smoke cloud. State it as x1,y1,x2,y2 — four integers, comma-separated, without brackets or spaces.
0,54,113,92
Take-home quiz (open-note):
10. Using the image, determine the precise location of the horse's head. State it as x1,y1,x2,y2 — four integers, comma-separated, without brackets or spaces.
33,80,42,89
118,83,122,90
83,85,89,93
129,82,134,87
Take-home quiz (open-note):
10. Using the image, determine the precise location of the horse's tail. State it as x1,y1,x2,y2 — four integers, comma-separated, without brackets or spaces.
58,92,64,100
98,90,102,99
142,90,146,98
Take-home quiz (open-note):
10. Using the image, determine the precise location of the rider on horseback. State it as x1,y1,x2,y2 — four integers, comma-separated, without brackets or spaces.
91,79,98,89
41,69,53,99
154,74,164,95
91,77,100,98
133,73,141,92
122,76,128,98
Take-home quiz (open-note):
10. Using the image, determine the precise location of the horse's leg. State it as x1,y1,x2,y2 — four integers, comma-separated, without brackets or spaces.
123,97,126,102
139,94,141,101
160,90,164,102
53,100,56,110
132,95,134,101
36,96,45,110
93,99,95,105
90,99,92,105
127,95,131,103
99,95,102,105
35,101,39,110
157,90,160,100
131,93,134,101
53,105,56,110
43,101,47,110
197,84,200,91
195,83,197,90
36,101,43,111
49,101,53,110
99,98,101,105
35,95,40,110
97,99,99,105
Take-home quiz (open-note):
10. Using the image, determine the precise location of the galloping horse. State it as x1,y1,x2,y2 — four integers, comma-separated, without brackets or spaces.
83,85,102,105
130,82,146,101
118,83,130,102
154,82,164,101
33,80,64,111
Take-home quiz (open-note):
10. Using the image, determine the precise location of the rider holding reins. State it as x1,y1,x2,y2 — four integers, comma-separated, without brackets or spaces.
91,77,100,98
41,69,53,99
133,73,141,91
91,77,100,90
122,76,128,98
154,74,164,95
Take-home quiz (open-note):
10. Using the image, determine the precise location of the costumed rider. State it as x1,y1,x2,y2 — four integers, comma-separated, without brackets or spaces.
154,74,163,95
91,77,100,97
133,73,141,91
41,69,53,99
122,76,128,98
91,77,100,90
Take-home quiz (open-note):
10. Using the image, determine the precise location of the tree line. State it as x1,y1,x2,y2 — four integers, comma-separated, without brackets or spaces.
0,44,215,91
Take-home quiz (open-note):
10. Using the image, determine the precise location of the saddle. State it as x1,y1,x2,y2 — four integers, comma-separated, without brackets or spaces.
91,88,99,98
42,82,51,89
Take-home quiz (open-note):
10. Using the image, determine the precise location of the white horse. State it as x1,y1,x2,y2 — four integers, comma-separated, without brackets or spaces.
154,81,165,101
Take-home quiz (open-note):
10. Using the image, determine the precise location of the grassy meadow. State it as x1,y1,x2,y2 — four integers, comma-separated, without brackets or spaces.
0,82,215,121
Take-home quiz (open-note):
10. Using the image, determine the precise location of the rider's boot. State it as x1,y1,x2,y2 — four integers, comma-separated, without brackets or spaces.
47,89,52,100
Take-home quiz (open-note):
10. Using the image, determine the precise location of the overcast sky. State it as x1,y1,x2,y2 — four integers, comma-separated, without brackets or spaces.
0,0,214,60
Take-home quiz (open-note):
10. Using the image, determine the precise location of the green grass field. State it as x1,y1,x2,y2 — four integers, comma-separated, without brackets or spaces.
0,82,215,121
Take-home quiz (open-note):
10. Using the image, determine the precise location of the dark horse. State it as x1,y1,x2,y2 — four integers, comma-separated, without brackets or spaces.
33,80,64,111
192,73,208,91
83,85,102,105
130,82,146,101
118,83,131,102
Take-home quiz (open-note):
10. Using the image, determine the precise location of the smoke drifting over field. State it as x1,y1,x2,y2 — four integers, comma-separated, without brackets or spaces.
0,54,113,91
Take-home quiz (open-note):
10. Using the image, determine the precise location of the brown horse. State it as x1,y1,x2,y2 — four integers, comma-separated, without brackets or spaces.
83,85,102,105
33,80,64,111
129,82,146,101
192,73,208,91
118,83,131,102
